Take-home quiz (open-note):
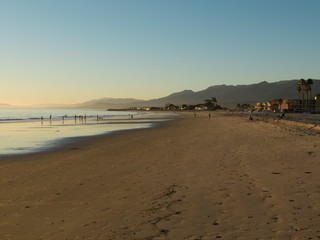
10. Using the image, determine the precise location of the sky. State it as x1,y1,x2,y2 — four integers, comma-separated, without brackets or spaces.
1,0,320,106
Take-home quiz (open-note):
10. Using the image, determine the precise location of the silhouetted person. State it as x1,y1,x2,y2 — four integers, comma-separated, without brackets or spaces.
278,112,285,119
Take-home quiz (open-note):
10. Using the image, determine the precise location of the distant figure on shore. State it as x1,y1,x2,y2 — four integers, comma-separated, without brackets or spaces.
194,113,196,117
249,109,256,115
278,112,285,119
249,115,253,121
208,113,211,120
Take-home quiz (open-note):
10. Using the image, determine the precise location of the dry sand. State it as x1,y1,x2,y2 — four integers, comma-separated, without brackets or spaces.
1,112,320,239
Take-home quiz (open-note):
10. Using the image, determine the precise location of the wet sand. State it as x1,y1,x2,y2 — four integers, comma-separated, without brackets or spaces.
1,112,320,239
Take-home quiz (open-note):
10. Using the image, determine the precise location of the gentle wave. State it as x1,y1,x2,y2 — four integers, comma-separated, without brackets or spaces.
0,108,140,123
0,109,174,155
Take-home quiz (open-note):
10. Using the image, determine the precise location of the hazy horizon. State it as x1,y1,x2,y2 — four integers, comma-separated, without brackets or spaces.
2,79,320,108
1,0,320,106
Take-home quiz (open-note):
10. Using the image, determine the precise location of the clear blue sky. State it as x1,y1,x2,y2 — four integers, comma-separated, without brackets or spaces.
1,0,319,105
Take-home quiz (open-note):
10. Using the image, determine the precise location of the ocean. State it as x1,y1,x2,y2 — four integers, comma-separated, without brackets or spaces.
0,108,167,155
0,108,137,122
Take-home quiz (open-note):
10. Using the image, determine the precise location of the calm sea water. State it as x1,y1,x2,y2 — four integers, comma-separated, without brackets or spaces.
0,108,137,122
0,108,165,155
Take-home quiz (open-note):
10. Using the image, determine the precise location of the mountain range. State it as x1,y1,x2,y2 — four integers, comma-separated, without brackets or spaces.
73,79,320,109
2,79,319,109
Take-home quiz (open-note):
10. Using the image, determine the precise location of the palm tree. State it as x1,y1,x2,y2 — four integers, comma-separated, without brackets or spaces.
296,85,302,102
307,79,314,99
307,78,314,111
297,79,307,111
303,83,309,111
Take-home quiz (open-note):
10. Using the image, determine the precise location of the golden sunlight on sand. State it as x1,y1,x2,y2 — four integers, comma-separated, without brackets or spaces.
0,113,320,239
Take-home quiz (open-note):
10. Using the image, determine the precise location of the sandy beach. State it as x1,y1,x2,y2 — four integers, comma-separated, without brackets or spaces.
1,112,320,239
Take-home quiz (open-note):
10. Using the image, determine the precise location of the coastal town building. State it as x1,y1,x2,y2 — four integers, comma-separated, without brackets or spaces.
194,106,208,111
255,97,320,113
280,98,320,113
254,101,279,112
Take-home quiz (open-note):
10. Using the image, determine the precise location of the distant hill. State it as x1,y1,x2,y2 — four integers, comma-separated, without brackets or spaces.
73,79,320,109
141,79,320,108
0,103,14,107
69,98,142,110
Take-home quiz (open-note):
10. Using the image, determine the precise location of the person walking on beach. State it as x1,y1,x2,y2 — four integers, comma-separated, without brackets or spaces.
208,113,211,120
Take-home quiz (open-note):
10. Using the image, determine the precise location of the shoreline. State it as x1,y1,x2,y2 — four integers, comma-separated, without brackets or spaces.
1,112,320,239
0,118,173,162
0,112,177,156
3,110,318,160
